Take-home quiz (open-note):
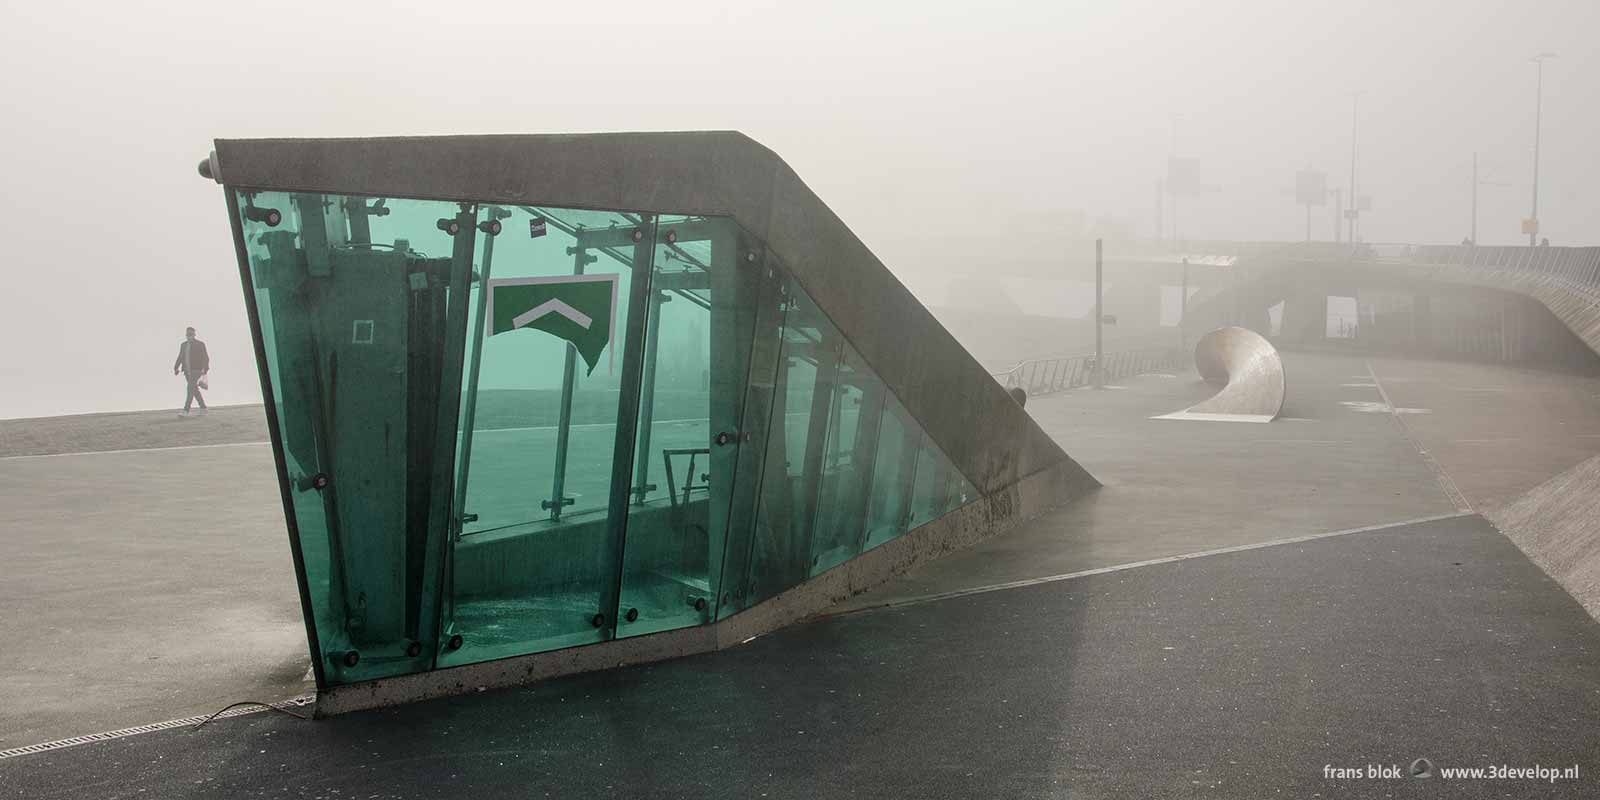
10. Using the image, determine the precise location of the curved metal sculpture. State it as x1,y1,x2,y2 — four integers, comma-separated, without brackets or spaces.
1157,326,1285,422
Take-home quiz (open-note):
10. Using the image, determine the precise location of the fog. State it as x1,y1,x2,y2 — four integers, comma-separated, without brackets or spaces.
1,0,1596,419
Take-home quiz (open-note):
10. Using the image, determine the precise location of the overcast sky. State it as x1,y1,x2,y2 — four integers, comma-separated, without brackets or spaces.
1,0,1596,418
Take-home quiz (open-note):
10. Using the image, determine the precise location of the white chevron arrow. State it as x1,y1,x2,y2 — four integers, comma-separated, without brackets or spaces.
512,299,593,330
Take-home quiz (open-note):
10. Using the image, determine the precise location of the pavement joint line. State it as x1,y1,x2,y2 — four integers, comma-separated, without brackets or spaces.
0,696,316,762
825,511,1477,618
1366,361,1474,514
1250,439,1354,444
0,440,270,461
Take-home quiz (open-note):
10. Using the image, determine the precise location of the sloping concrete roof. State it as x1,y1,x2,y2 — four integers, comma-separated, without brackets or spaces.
209,131,1091,495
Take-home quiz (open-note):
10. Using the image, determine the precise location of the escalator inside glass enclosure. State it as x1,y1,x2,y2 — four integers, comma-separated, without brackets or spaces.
231,190,976,687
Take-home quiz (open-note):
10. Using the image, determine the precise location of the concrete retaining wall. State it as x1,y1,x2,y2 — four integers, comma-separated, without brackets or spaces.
1489,454,1600,622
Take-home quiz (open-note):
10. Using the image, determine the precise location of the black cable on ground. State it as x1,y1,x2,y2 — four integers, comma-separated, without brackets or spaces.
189,700,312,731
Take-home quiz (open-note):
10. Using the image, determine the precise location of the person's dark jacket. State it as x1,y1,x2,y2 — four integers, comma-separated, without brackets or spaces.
174,339,210,375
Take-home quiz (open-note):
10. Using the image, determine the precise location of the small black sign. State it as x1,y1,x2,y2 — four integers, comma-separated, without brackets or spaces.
1102,314,1118,325
529,217,548,238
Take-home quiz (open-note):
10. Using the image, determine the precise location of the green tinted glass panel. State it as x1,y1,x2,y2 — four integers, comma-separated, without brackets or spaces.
808,343,887,575
236,190,474,685
908,432,977,529
615,217,751,637
714,250,786,620
440,206,646,666
745,280,845,604
862,392,922,550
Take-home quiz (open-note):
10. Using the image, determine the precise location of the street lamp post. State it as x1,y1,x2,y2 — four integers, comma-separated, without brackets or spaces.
1345,93,1360,244
1169,114,1179,243
1179,256,1189,351
1331,187,1342,244
1529,52,1556,245
1094,239,1104,389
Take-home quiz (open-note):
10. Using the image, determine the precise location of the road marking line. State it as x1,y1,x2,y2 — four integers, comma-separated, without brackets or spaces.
0,440,270,461
827,511,1476,617
1251,439,1353,444
1341,400,1431,414
0,696,315,761
1366,361,1473,513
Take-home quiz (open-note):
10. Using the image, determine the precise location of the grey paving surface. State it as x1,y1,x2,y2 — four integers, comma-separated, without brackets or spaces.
4,514,1597,798
0,405,267,458
8,349,1600,760
0,444,309,748
838,350,1462,611
1366,356,1600,512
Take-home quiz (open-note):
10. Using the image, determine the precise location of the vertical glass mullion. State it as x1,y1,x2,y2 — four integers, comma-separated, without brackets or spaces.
901,427,926,531
795,334,844,574
848,383,891,555
716,257,789,619
442,211,497,633
601,218,660,636
701,225,758,617
418,203,480,666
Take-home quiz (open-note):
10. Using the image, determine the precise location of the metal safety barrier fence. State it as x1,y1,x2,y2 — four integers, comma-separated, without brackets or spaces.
992,343,1188,397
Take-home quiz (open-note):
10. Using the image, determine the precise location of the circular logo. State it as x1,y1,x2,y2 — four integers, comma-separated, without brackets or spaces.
1409,758,1435,779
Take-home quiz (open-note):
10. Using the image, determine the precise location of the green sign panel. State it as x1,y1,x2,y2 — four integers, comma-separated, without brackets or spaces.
487,275,619,375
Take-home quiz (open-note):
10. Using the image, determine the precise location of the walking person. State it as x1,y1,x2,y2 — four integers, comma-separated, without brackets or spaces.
173,326,210,417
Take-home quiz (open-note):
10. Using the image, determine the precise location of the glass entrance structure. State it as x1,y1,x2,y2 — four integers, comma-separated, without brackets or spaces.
204,133,1088,700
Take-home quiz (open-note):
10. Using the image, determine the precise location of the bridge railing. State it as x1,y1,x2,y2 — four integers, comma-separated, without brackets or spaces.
1402,244,1600,286
1344,244,1600,305
1271,242,1600,300
992,341,1188,397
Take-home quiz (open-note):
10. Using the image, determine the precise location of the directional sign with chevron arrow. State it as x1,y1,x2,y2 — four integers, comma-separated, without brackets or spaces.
486,274,619,375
